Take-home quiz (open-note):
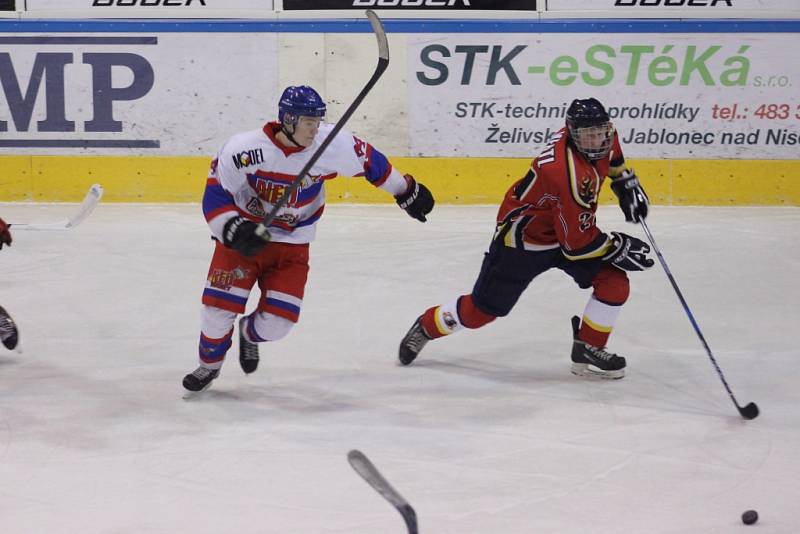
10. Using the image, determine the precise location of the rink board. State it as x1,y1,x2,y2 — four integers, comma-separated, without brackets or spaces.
0,154,797,205
1,18,798,205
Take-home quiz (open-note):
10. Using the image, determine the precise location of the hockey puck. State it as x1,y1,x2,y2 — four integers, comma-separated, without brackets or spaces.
741,510,758,525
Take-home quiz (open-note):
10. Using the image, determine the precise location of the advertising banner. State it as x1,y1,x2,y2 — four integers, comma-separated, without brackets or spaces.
408,33,800,159
0,33,279,154
283,0,536,10
24,0,271,11
546,0,799,12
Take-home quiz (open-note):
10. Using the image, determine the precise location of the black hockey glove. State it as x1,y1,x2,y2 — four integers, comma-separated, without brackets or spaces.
395,174,434,222
610,169,649,223
602,231,654,272
222,216,270,257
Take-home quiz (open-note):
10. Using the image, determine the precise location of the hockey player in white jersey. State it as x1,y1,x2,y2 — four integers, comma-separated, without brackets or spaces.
183,86,434,392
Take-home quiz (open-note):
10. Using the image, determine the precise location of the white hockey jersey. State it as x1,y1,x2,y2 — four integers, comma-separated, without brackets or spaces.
203,121,408,244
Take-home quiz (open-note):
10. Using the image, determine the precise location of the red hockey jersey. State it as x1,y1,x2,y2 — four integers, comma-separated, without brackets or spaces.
495,127,626,261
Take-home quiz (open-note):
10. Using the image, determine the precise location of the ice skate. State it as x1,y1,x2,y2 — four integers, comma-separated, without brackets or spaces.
398,316,431,366
570,316,626,379
182,366,220,393
238,316,259,374
0,306,19,350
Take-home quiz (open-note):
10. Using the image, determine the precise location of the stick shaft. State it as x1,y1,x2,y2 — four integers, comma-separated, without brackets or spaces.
258,10,388,233
640,219,751,416
348,450,418,534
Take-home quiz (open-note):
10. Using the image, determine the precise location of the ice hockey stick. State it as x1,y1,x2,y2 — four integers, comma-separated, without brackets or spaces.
348,450,418,534
256,9,389,236
11,184,104,231
641,218,759,420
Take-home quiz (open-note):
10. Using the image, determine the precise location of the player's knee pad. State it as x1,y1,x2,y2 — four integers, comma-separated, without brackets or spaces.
592,266,630,305
199,305,236,364
249,311,294,342
201,305,237,338
458,295,497,329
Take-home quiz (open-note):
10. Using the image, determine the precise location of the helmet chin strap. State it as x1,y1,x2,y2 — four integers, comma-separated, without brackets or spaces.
280,122,305,148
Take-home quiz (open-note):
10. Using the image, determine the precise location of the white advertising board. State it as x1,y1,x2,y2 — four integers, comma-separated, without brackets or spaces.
24,0,272,11
407,33,800,159
0,33,279,154
546,0,800,12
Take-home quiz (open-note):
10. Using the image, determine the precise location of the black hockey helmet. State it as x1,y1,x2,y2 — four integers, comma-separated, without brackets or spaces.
565,98,613,160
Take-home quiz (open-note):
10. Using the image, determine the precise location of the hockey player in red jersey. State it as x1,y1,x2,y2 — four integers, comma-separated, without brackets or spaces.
0,217,19,351
398,98,651,379
0,217,11,251
183,86,434,392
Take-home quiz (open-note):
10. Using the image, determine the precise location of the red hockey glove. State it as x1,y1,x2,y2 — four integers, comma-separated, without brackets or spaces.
0,217,12,250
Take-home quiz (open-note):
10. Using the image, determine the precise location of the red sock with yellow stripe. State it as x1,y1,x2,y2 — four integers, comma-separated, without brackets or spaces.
420,295,496,339
579,313,614,348
579,266,629,347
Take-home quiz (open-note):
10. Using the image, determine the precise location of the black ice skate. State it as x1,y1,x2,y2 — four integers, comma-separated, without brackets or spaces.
398,316,431,366
0,306,19,350
238,316,259,374
570,316,626,379
182,366,220,392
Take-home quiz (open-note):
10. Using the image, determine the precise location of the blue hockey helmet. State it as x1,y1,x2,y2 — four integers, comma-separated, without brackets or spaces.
278,86,327,127
565,98,613,160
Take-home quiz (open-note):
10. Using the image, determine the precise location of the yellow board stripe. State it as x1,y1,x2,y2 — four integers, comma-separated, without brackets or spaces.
0,155,798,205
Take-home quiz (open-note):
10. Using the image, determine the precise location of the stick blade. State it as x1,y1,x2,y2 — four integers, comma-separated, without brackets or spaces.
348,449,402,505
739,402,759,420
11,183,103,231
65,183,103,229
365,10,389,62
399,504,418,534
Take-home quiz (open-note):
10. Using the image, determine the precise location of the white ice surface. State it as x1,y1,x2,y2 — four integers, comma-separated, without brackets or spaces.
0,203,797,534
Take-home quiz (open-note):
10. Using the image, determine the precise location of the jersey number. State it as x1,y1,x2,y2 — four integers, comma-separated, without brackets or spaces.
578,211,595,232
